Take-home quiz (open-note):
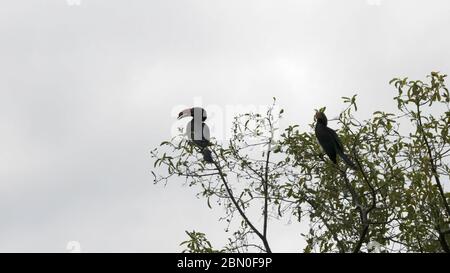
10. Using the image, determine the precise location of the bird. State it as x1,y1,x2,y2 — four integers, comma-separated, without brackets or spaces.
178,107,214,163
314,111,356,169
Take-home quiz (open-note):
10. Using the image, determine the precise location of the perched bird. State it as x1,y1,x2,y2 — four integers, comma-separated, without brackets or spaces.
178,107,214,163
314,111,356,169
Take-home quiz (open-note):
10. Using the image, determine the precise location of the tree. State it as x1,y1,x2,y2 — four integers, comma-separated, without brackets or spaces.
151,72,450,253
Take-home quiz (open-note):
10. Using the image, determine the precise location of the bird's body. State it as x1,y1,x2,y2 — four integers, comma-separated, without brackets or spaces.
178,107,214,163
314,112,356,169
186,119,213,163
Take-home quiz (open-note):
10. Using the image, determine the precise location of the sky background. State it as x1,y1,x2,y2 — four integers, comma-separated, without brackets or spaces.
1,0,449,252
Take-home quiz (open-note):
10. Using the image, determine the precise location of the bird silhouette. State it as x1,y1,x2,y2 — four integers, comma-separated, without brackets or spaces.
314,111,356,169
178,107,214,163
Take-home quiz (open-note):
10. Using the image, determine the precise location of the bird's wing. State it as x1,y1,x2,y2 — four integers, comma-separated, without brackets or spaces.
326,127,344,151
327,127,356,168
315,125,338,163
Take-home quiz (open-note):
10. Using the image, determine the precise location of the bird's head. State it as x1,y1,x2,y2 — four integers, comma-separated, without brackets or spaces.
314,111,328,126
178,107,207,121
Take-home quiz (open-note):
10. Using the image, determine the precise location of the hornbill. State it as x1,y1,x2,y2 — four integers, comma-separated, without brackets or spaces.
178,107,214,163
314,111,356,169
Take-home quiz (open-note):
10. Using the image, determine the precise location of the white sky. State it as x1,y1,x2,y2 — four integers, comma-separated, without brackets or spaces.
0,0,449,252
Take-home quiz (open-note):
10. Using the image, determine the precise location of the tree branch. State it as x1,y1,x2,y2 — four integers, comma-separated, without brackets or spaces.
437,226,450,253
417,108,450,218
211,150,272,253
263,116,273,240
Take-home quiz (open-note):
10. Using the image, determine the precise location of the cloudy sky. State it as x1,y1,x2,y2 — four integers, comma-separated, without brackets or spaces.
0,0,449,252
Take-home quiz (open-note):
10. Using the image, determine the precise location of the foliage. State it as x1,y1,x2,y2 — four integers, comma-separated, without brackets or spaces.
180,231,219,253
151,73,450,253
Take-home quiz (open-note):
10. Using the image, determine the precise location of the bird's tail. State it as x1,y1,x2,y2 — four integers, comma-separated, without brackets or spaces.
201,148,214,163
337,150,356,170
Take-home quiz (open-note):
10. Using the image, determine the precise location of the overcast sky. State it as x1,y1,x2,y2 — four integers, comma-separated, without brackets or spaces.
1,0,449,252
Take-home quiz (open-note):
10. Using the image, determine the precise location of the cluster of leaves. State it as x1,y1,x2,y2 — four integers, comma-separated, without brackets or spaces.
180,231,219,253
151,73,450,253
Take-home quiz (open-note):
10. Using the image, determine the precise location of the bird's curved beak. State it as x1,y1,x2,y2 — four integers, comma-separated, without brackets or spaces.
178,109,192,120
